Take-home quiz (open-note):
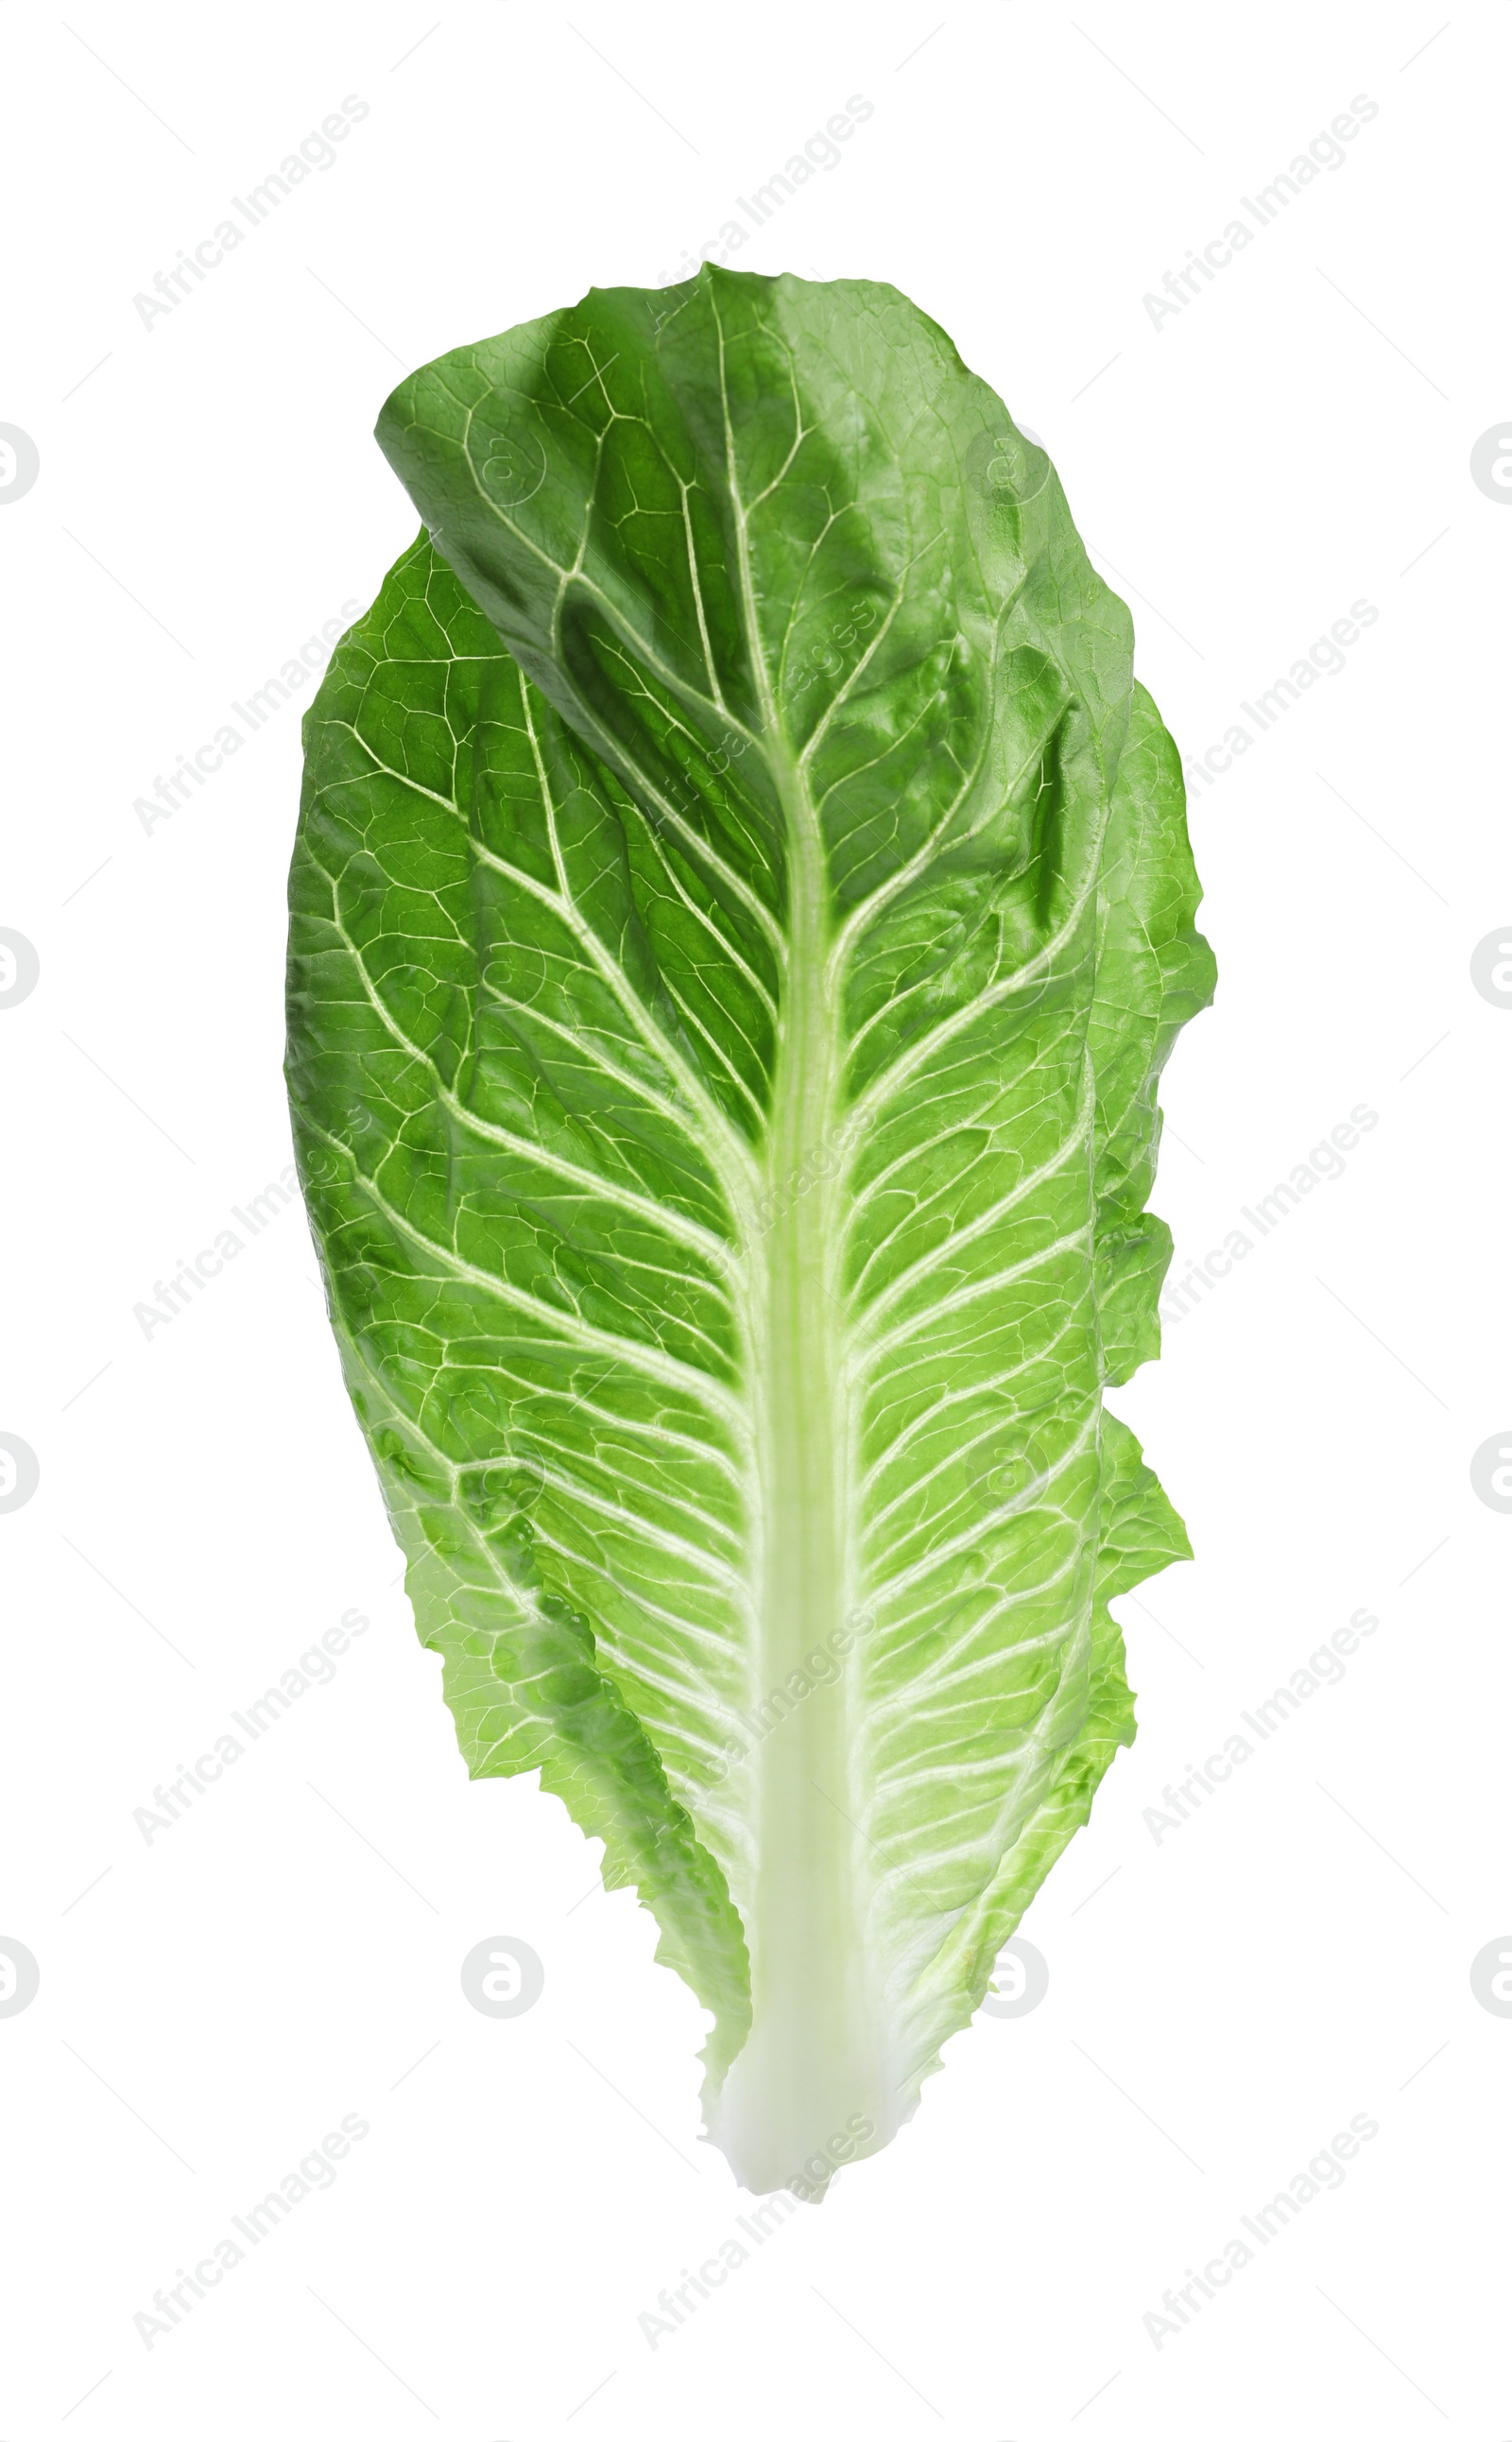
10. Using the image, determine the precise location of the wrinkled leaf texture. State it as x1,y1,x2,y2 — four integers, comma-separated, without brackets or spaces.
285,268,1214,2194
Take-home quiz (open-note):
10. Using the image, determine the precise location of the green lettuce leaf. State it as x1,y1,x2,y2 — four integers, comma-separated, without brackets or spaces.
285,268,1213,2195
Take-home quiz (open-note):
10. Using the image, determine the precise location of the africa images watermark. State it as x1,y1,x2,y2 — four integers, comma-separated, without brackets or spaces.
132,2112,370,2348
1160,1102,1379,1330
131,1608,370,1842
1181,600,1380,803
706,1609,871,1785
1143,2112,1380,2348
1143,95,1380,333
132,600,363,839
1140,1606,1382,1845
132,97,370,332
637,2115,876,2349
133,1164,303,1338
654,95,875,286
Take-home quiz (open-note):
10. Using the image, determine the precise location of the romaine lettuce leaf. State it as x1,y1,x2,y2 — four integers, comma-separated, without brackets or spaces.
285,268,1213,2194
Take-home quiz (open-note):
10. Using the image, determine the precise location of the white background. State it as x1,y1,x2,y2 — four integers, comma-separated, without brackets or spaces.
2,4,1507,2434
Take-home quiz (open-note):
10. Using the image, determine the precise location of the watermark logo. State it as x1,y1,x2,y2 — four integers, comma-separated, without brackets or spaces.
459,1456,545,1532
1470,928,1512,1006
0,930,40,1008
0,425,40,504
1469,1937,1512,2016
478,427,546,510
1469,423,1512,504
0,1435,40,1514
1469,1435,1512,1512
980,1935,1049,2018
0,1937,40,2017
460,1936,544,2018
964,421,1051,511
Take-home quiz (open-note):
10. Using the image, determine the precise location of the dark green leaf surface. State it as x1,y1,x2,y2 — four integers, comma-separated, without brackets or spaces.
286,268,1213,2193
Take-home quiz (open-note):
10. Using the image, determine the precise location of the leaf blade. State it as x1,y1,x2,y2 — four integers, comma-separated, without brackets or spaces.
289,269,1212,2194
